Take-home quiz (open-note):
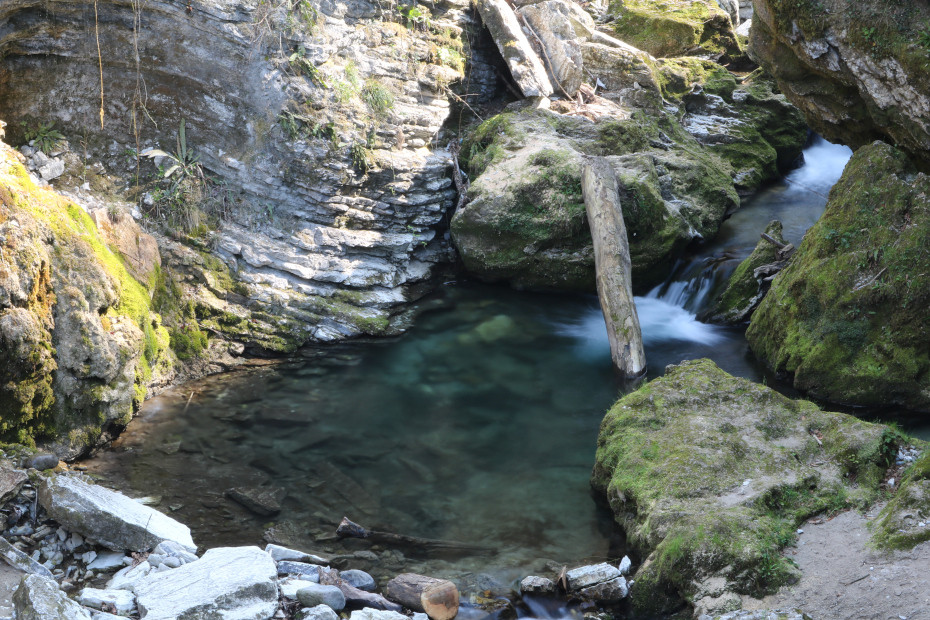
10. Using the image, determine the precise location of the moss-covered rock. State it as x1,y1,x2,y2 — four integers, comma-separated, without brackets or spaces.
605,0,741,60
591,358,906,615
703,220,786,324
659,62,807,194
0,143,172,456
453,106,739,291
747,142,930,411
873,450,930,550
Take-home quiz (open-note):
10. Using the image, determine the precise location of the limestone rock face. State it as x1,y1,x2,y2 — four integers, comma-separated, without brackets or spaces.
0,0,473,352
516,1,587,96
38,474,196,553
747,142,930,411
592,358,904,614
13,574,92,620
134,546,278,620
749,0,930,160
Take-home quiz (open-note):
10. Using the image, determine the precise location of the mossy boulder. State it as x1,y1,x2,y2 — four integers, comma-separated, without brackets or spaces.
658,62,808,194
747,142,930,411
453,106,739,291
749,0,930,163
0,143,172,457
703,220,786,324
605,0,741,60
591,358,905,615
873,450,930,550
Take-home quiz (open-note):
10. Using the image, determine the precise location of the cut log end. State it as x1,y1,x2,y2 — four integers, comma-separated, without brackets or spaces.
385,573,460,620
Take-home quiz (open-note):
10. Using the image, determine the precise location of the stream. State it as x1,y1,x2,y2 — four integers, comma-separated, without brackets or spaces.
84,137,927,598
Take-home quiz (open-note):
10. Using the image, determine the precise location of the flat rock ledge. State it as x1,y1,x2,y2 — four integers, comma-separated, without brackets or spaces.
38,475,195,553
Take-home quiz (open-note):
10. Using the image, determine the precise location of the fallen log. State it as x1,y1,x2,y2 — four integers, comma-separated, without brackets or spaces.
319,571,402,612
385,573,459,620
336,517,497,558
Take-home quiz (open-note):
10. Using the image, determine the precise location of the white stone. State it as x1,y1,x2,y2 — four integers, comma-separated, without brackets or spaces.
107,563,152,591
77,588,136,615
566,562,622,591
87,552,127,571
133,546,277,620
265,543,329,564
618,555,632,576
298,605,340,620
349,610,409,620
39,475,196,553
280,577,318,599
13,574,92,620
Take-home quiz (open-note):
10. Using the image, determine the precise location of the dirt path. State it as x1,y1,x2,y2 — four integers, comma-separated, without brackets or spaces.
742,509,930,620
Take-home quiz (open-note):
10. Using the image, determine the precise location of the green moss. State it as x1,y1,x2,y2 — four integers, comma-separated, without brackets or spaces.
747,142,930,409
657,57,738,101
461,113,525,176
607,0,740,59
592,359,900,611
873,450,930,549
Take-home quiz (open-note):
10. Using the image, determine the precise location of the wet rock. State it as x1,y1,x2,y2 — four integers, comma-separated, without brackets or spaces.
225,485,286,516
340,569,376,591
266,544,330,565
579,576,629,602
520,576,556,594
134,546,277,620
13,574,92,620
0,537,53,577
298,605,340,620
38,475,196,553
296,583,346,611
566,563,621,591
76,588,136,615
703,220,789,324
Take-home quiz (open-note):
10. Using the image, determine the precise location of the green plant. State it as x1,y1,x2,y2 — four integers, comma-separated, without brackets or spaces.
288,46,328,87
350,142,372,173
361,80,394,114
436,46,464,72
399,3,430,29
22,121,65,154
142,119,207,231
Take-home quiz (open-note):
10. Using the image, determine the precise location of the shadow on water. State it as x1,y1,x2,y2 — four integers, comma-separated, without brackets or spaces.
83,136,927,604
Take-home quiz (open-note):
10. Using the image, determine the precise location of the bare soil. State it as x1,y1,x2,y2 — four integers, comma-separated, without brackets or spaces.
742,508,930,620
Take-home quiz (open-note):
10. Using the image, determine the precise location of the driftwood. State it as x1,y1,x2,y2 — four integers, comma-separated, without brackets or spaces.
385,573,459,620
319,571,402,612
336,517,496,558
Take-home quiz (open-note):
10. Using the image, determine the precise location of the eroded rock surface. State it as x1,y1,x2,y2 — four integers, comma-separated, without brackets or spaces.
749,0,930,160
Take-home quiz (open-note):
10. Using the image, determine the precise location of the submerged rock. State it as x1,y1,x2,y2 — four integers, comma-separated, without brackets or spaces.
591,358,906,614
747,143,930,410
38,475,196,553
225,485,286,516
134,546,277,619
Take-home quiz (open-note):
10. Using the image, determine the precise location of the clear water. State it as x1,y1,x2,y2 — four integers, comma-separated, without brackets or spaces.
83,137,927,596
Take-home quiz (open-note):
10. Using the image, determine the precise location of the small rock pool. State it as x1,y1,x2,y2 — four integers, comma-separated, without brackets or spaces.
82,137,929,594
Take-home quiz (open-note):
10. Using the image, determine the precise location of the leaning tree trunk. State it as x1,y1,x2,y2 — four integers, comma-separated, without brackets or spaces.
581,157,646,378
